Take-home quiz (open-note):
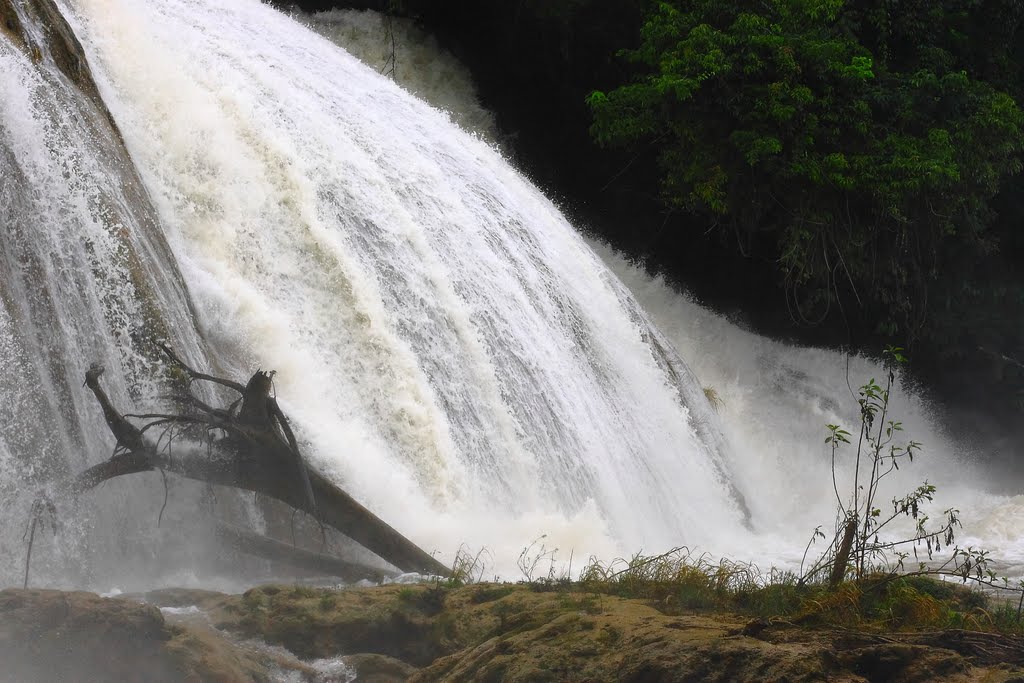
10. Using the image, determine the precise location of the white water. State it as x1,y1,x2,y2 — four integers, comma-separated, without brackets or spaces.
291,7,1024,579
0,1,219,587
1,0,1020,589
56,0,750,578
296,9,499,144
593,244,1024,579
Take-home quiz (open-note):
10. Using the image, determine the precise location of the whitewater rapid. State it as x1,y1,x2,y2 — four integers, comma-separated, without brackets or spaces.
55,0,755,578
306,7,1024,580
2,0,1019,588
593,243,1024,579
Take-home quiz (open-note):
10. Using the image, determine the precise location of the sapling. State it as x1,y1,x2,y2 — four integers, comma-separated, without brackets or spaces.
804,347,1021,610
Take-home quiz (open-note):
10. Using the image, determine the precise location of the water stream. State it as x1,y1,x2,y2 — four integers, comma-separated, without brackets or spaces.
0,0,1019,590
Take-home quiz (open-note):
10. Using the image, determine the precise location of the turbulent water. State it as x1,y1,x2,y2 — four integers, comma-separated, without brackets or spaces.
306,9,1024,581
0,0,230,587
592,243,1024,579
0,0,1020,590
9,0,745,584
295,8,500,145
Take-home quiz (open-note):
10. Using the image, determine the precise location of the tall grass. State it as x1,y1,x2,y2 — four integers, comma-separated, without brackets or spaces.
550,547,1024,634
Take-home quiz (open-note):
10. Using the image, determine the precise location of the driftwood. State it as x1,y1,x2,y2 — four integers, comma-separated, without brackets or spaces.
214,523,399,583
61,349,449,577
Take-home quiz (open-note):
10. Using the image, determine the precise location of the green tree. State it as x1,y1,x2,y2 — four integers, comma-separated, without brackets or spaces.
588,0,1023,339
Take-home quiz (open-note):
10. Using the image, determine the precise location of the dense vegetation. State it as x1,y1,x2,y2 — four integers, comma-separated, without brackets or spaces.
291,0,1024,428
568,550,1024,635
588,1,1023,340
586,0,1024,420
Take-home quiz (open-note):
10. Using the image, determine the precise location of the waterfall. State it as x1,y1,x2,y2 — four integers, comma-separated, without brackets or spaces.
592,242,1024,578
308,7,1024,579
1,0,747,583
295,8,500,144
279,8,1024,578
0,0,223,587
2,0,1020,589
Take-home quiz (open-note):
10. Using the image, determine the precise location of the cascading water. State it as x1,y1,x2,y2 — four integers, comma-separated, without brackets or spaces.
295,8,500,145
42,0,748,580
1,0,1020,591
260,6,1024,580
311,7,1024,579
0,0,227,588
592,242,1024,578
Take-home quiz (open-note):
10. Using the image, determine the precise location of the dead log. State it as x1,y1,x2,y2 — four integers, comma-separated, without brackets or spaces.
62,355,449,577
829,517,858,588
214,523,398,583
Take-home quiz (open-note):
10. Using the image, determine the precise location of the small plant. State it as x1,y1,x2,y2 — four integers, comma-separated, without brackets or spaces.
496,543,1020,633
577,547,765,614
703,386,724,412
517,535,561,584
446,544,490,588
318,592,337,611
803,346,1024,619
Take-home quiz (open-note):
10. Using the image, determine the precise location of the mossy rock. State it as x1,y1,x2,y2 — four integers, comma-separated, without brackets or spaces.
5,583,1020,682
0,589,278,682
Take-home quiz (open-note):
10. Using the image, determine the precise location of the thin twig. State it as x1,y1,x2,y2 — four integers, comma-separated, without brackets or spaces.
158,468,169,527
160,344,245,393
22,514,37,590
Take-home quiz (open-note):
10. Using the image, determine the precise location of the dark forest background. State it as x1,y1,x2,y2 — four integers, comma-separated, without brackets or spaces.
284,0,1024,455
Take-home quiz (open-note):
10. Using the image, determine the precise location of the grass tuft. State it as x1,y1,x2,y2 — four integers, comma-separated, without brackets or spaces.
552,548,1024,634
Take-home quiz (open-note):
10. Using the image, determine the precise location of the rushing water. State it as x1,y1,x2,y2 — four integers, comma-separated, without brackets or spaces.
297,6,1024,580
295,8,500,145
0,0,1020,589
0,0,226,587
49,0,746,581
592,243,1024,579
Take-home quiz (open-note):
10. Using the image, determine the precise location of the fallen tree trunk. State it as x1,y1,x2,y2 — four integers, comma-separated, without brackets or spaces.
60,353,449,577
214,523,399,583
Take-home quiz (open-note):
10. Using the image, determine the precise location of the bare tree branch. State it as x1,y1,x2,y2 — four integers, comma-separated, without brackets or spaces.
60,359,448,577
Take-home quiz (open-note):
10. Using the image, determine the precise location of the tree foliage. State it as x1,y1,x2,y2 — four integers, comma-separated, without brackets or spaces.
588,0,1024,339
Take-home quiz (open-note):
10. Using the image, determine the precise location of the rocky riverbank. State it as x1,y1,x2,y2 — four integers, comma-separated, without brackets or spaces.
2,583,1022,682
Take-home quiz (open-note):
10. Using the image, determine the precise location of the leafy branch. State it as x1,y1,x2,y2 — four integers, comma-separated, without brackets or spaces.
804,347,1022,617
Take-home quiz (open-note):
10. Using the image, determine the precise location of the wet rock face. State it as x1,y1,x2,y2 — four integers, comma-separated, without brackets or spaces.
0,0,98,100
0,589,285,683
0,589,184,683
3,584,1023,682
0,0,26,51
